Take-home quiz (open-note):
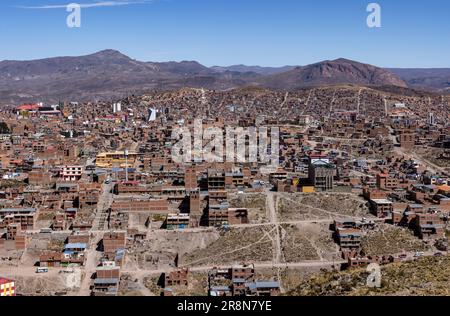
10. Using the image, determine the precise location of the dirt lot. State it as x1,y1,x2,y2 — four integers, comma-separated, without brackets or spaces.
17,233,70,266
415,147,450,168
125,229,220,270
361,224,430,256
280,223,340,262
277,193,371,222
229,193,268,224
181,226,276,266
13,273,78,296
0,250,24,267
37,210,55,221
128,213,150,230
118,273,146,296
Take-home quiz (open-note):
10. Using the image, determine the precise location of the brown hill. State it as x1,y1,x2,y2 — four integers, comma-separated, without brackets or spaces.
260,58,408,89
389,68,450,91
0,50,248,104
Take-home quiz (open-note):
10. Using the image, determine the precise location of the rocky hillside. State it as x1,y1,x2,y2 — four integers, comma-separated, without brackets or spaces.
261,58,408,90
288,255,450,296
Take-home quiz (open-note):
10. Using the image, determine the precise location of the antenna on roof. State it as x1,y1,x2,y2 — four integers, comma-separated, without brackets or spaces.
124,149,129,182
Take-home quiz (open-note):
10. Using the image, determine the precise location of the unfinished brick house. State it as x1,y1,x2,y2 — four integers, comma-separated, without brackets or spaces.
111,198,169,213
308,156,335,192
78,183,101,210
102,231,126,264
188,189,203,227
0,223,27,250
369,199,393,218
207,190,231,226
164,268,189,287
415,212,445,240
335,228,362,251
399,132,415,149
0,208,37,230
185,167,198,190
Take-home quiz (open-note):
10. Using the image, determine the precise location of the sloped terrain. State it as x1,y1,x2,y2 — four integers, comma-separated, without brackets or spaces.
288,255,450,296
277,193,371,222
280,223,340,262
261,59,407,90
361,224,429,256
181,226,276,266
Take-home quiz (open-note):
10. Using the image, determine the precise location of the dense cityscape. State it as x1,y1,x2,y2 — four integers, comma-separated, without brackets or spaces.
1,0,450,304
0,84,449,296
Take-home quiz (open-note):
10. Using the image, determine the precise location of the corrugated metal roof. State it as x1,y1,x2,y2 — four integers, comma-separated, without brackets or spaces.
0,208,36,213
210,286,231,291
245,281,280,289
94,278,119,285
232,278,246,283
65,243,87,249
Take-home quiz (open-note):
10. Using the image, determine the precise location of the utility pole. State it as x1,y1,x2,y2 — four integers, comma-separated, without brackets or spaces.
384,97,388,117
124,149,129,182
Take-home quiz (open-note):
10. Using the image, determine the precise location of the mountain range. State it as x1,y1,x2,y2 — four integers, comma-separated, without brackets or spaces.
0,49,449,104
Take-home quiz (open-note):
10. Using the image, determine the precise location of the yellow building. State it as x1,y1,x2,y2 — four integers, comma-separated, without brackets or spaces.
301,186,316,193
95,151,138,168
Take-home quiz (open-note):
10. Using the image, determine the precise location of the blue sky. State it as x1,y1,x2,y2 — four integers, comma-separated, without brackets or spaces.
0,0,449,67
